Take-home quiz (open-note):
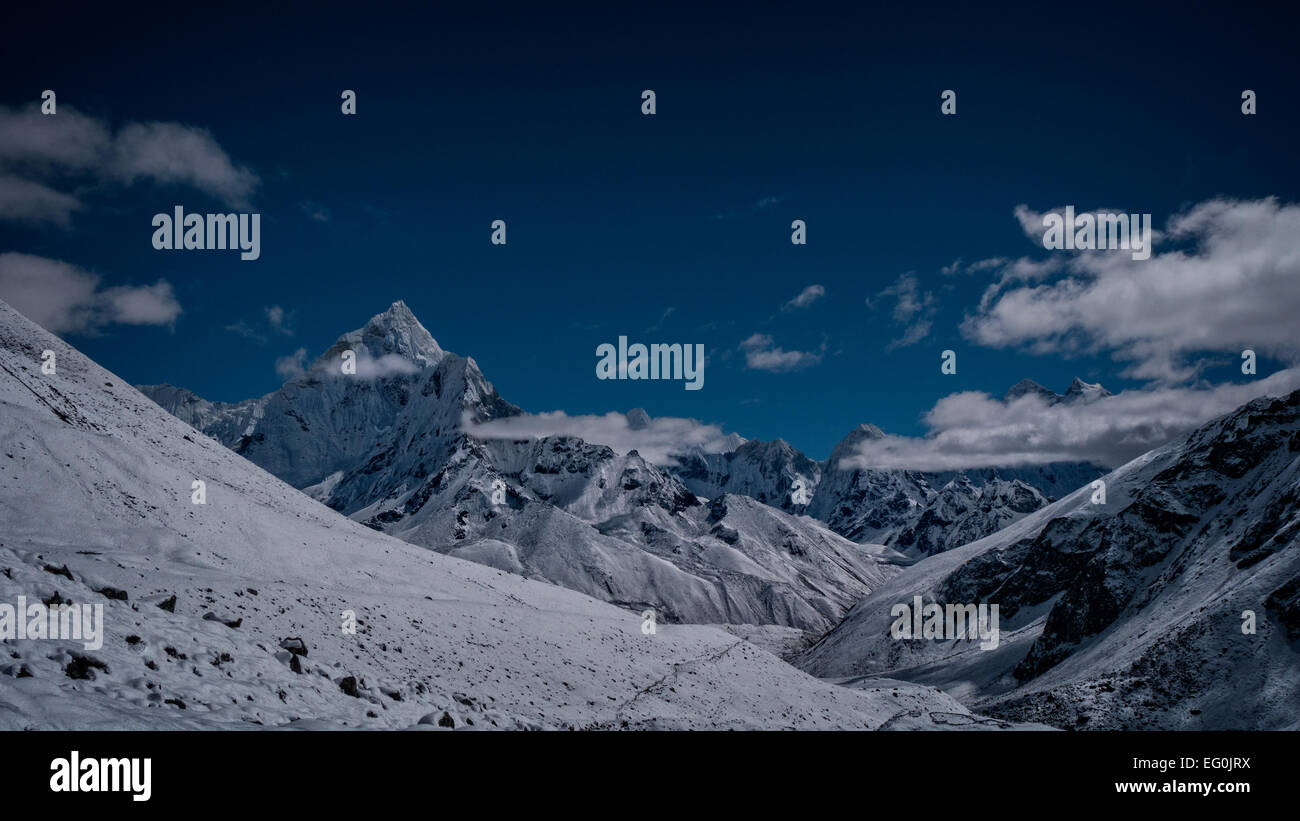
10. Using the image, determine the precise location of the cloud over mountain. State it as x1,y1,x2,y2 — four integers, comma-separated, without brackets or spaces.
838,369,1300,470
465,409,741,466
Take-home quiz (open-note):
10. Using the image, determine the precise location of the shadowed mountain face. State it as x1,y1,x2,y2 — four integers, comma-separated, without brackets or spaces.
798,391,1300,730
140,302,897,634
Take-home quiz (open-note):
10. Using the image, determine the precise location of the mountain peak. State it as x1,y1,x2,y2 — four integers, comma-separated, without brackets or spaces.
1064,377,1112,402
626,408,652,430
1003,378,1056,402
1003,377,1111,405
826,423,886,468
317,301,445,371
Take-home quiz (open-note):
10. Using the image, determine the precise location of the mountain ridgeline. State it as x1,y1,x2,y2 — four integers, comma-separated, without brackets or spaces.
139,302,1107,637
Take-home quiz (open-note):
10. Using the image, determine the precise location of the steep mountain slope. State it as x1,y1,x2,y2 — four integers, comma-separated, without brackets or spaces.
672,438,822,513
889,476,1046,556
798,391,1300,730
0,297,1011,730
135,304,896,633
348,432,896,631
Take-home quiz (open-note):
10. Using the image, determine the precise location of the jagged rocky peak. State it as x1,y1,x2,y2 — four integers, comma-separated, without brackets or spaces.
826,422,886,469
1063,376,1112,402
315,300,446,372
1002,378,1058,403
1002,377,1111,405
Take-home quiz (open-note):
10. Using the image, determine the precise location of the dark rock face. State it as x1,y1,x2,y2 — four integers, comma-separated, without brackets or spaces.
64,654,108,680
949,391,1300,683
1266,575,1300,643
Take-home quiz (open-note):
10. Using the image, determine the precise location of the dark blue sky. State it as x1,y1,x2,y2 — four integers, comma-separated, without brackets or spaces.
4,2,1298,459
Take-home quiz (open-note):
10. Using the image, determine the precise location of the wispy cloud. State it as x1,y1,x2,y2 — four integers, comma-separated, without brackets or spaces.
870,273,937,349
782,284,825,311
227,305,294,343
739,332,824,372
647,306,675,333
265,305,292,335
712,195,785,220
275,348,308,380
300,201,330,222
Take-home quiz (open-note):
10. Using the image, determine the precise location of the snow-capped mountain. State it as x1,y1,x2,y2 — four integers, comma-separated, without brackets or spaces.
1002,376,1113,405
0,297,1018,730
671,438,823,513
889,476,1047,557
140,302,892,634
800,426,1073,554
798,391,1300,730
669,408,1103,555
149,301,519,491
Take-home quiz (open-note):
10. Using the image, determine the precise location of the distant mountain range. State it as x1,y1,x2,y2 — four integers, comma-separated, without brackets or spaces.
138,302,1107,636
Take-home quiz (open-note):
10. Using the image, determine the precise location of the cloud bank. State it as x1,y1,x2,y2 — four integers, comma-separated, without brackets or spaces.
466,410,742,466
839,368,1300,471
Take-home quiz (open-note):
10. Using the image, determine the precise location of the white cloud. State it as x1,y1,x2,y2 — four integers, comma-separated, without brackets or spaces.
966,198,1300,382
265,305,292,335
350,352,420,379
465,410,741,466
871,273,937,349
108,121,258,208
0,106,110,169
294,348,421,381
837,368,1300,471
0,253,180,334
0,104,258,224
739,333,823,372
783,284,825,311
275,348,309,380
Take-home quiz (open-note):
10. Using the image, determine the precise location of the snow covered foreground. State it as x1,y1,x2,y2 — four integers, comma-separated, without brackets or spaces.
0,300,1020,730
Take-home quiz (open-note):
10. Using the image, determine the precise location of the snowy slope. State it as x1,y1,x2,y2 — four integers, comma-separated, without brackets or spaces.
1,298,1014,730
351,432,897,631
798,392,1300,730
